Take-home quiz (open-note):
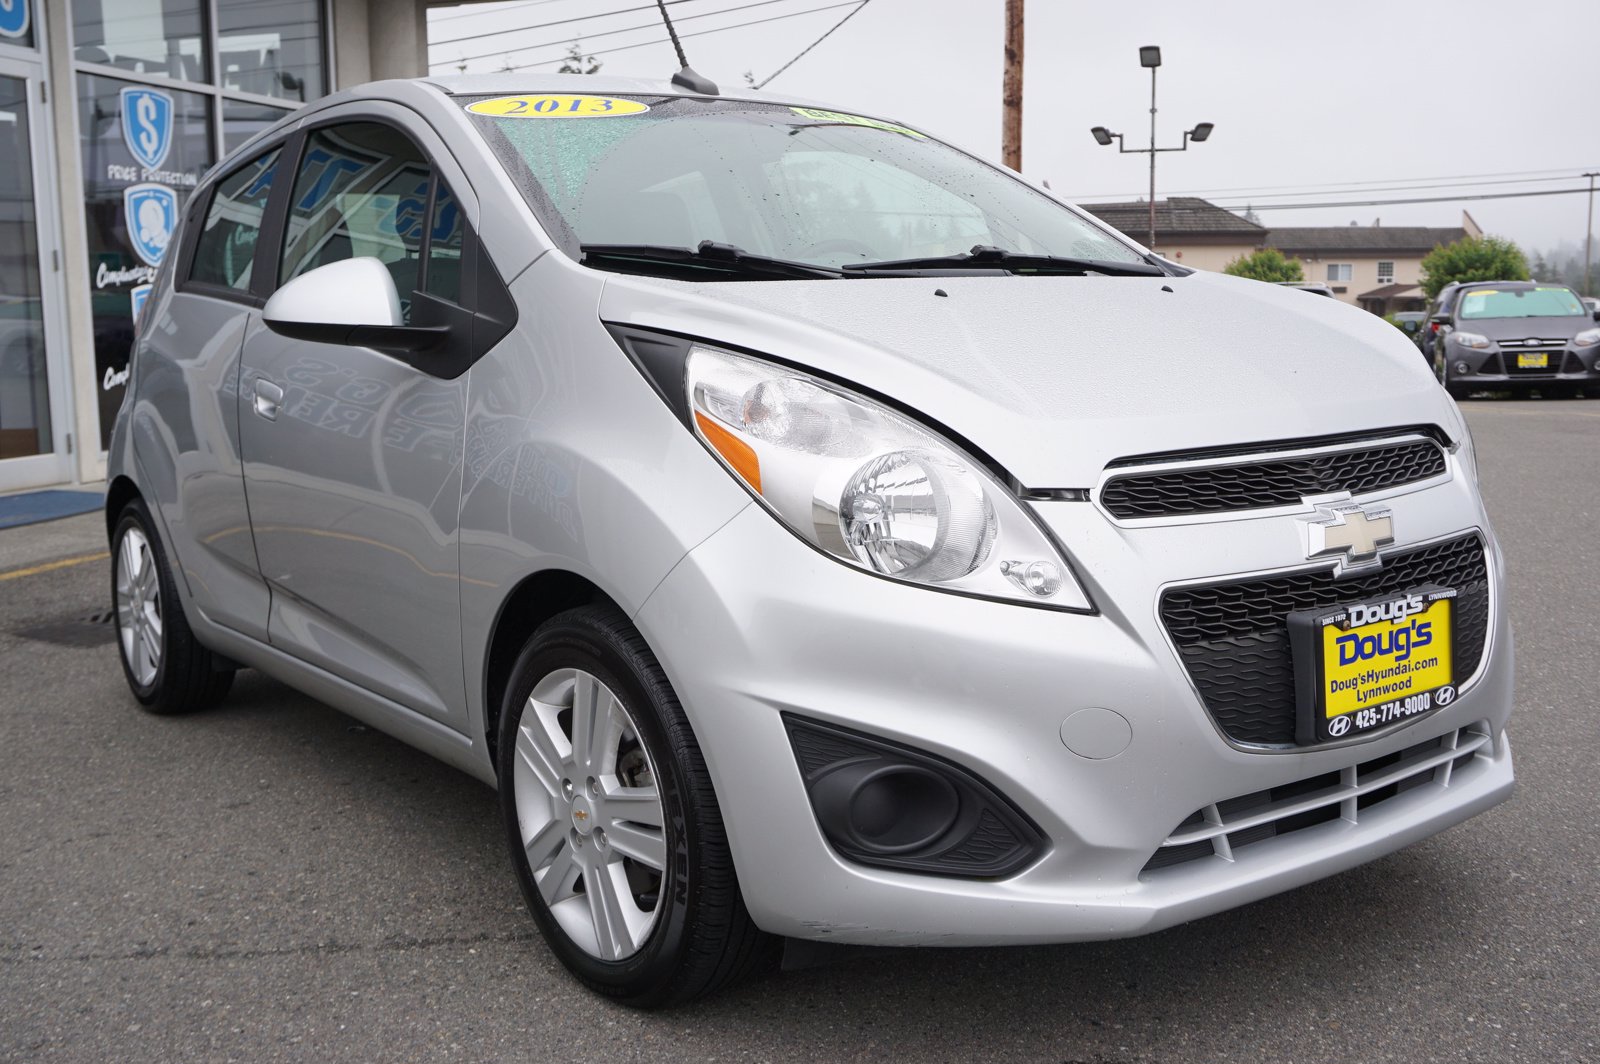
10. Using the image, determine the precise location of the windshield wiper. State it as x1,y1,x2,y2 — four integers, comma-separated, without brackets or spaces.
840,245,1167,277
580,241,841,281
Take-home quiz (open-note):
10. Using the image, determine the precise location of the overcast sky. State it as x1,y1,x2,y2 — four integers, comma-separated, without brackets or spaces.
427,0,1600,252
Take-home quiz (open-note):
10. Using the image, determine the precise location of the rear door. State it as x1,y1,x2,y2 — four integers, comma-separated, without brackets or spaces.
237,108,477,728
133,144,284,641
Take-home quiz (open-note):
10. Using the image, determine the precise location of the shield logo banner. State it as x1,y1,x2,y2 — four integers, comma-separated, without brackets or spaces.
124,184,179,267
0,0,30,39
130,284,153,333
120,86,174,170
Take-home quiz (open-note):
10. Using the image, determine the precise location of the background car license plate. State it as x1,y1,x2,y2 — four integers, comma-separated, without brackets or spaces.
1517,352,1549,368
1289,587,1456,744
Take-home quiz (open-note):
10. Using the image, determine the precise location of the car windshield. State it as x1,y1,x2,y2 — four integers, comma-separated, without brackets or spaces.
1457,286,1586,320
461,92,1144,276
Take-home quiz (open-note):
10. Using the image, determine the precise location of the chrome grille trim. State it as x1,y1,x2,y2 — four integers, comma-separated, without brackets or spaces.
1095,431,1451,525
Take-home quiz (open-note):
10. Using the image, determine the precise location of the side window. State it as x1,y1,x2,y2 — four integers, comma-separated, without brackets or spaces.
189,147,280,291
422,181,463,305
278,122,431,323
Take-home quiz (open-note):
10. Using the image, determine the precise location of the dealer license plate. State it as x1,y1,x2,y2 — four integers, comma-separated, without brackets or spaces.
1288,587,1457,744
1517,352,1549,369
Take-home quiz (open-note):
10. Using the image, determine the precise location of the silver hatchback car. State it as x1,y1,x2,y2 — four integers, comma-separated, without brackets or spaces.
106,75,1514,1006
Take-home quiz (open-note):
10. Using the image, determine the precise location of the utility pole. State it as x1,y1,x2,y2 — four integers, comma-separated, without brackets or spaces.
1585,171,1597,297
1002,0,1023,171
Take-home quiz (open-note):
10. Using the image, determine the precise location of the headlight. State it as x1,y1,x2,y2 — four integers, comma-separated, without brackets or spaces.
1573,327,1600,348
685,345,1090,610
1452,331,1491,349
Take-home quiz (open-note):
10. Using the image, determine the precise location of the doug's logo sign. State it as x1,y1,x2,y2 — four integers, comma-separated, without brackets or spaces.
123,184,178,267
120,86,174,170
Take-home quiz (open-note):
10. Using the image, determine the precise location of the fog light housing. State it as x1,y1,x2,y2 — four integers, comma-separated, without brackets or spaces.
783,714,1047,878
1456,362,1471,375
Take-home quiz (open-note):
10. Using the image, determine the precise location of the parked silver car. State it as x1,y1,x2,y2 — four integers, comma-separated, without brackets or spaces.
106,75,1515,1006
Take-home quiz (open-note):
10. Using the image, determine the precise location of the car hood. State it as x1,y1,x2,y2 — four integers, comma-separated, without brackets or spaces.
597,269,1454,487
1457,315,1592,342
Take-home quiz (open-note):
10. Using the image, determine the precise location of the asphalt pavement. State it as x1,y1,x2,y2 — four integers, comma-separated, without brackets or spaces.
1,398,1596,1063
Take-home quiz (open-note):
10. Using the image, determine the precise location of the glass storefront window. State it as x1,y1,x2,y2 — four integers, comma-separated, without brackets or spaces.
222,99,292,155
218,0,325,102
0,75,50,459
78,72,213,448
73,0,208,83
0,0,36,49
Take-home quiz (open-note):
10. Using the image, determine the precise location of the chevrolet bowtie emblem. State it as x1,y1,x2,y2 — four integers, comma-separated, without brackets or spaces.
1303,501,1394,576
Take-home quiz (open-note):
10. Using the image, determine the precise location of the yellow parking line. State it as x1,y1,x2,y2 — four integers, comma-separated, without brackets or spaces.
0,551,110,582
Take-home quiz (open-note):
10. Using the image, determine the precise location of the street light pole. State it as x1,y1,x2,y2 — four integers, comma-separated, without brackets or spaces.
1585,171,1597,298
1147,55,1158,249
1089,47,1213,254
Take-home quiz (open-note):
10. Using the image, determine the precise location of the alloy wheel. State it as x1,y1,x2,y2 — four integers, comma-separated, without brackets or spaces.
512,668,667,962
115,526,163,687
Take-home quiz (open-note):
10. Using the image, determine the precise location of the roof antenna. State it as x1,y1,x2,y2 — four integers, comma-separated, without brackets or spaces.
655,0,719,95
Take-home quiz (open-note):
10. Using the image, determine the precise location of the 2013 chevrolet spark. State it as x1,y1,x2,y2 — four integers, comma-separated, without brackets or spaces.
106,75,1514,1006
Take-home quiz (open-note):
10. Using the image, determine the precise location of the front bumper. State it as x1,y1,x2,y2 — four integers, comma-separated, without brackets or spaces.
634,465,1514,946
1446,343,1600,389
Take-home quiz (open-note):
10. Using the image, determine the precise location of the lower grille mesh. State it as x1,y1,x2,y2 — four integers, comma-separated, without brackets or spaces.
1160,534,1490,746
1142,721,1491,874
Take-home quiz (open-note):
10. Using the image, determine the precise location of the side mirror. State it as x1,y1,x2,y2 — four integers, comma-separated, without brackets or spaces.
1592,309,1599,322
263,257,446,354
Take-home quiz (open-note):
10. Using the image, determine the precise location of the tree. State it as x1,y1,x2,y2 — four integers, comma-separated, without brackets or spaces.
1419,235,1529,300
1223,247,1304,283
558,41,601,75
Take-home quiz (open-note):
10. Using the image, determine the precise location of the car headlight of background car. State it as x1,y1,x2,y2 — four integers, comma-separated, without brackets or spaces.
683,345,1090,610
1452,331,1492,350
1573,328,1600,348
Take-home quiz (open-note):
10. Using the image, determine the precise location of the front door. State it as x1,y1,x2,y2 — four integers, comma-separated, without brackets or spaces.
238,117,470,729
0,59,71,491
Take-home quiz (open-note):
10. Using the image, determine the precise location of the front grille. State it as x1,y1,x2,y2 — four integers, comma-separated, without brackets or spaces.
1160,533,1490,746
1142,721,1492,874
1100,438,1445,519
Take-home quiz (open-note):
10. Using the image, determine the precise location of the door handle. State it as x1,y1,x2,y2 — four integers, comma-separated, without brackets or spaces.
253,378,284,421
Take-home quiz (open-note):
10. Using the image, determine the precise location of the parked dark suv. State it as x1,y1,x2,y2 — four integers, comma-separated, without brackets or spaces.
1431,281,1600,398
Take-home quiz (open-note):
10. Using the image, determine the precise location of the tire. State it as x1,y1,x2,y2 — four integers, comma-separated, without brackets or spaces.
111,500,235,715
1445,380,1470,400
497,606,774,1007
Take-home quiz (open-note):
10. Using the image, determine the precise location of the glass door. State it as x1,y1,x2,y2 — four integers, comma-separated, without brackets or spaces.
0,58,69,491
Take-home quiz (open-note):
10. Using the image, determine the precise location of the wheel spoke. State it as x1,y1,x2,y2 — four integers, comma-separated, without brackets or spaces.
123,533,140,580
516,715,568,801
603,785,664,828
585,860,636,961
537,840,582,906
604,820,666,871
523,817,568,868
143,600,163,642
569,673,599,772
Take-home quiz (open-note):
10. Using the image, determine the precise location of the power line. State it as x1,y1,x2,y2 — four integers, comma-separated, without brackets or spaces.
1201,187,1594,212
437,0,814,67
429,0,708,48
454,0,863,72
1073,165,1600,202
755,0,868,87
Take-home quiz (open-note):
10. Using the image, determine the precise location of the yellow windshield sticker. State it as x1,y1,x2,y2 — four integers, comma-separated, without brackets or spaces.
466,95,649,118
789,107,925,138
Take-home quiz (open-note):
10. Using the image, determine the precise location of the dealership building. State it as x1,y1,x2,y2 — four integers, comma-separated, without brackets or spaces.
0,0,438,492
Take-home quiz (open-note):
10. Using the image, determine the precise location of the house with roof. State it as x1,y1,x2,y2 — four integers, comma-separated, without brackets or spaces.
1076,197,1266,273
1078,196,1480,316
1267,213,1480,315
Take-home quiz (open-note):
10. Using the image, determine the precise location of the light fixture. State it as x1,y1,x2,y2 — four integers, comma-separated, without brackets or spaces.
1090,126,1115,147
1139,45,1162,68
1189,122,1214,143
